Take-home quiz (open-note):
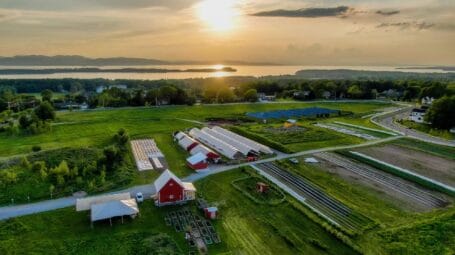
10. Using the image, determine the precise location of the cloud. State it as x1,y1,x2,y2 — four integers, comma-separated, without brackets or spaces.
376,10,400,16
376,22,435,31
251,6,352,18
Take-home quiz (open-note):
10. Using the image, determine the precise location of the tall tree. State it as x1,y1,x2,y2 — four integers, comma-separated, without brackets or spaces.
425,96,455,129
34,101,56,121
41,89,53,102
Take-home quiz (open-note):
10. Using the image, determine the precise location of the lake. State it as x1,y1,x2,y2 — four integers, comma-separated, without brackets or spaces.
0,65,451,80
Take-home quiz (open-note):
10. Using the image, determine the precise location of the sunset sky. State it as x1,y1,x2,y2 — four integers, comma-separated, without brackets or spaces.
0,0,454,66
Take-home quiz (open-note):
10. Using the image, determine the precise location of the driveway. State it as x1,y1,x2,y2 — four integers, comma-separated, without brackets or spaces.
372,107,455,147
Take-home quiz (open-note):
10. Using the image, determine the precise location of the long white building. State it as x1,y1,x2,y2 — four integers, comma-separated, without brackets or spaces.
189,128,243,159
203,127,257,156
212,126,274,154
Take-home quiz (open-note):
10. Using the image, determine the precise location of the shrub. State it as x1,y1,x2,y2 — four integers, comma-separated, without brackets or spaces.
20,156,31,170
31,161,46,173
31,145,42,152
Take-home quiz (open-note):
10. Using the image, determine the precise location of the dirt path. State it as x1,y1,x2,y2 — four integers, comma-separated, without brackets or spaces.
355,145,455,187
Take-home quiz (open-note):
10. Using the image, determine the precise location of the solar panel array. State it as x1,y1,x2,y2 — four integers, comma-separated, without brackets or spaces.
246,107,338,119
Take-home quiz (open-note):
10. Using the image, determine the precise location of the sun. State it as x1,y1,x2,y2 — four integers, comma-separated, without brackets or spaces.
196,0,238,32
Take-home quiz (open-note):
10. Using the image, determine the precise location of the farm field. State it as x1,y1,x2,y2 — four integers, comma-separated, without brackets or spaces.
391,138,455,160
274,155,455,255
353,144,455,187
0,168,359,255
195,168,359,255
233,121,365,153
313,152,449,212
399,119,455,140
0,202,193,254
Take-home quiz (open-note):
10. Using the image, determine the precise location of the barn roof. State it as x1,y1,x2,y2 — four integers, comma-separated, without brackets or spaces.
154,169,184,192
91,199,139,222
189,128,242,159
187,152,207,165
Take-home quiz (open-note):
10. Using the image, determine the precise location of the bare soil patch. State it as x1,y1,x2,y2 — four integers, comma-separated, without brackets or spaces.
314,154,450,212
355,145,455,187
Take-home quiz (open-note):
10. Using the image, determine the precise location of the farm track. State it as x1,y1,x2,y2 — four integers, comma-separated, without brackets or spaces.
316,152,448,208
256,162,370,232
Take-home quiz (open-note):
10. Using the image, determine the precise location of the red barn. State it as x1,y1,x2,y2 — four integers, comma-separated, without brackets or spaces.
186,153,209,171
154,169,196,206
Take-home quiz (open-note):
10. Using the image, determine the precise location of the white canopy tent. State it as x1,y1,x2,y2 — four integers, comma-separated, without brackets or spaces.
91,199,139,222
76,193,131,212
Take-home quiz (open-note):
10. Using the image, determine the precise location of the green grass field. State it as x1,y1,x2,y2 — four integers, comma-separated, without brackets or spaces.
0,168,358,255
399,120,455,140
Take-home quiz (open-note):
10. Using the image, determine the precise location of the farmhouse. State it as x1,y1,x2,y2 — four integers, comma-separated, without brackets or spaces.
154,169,196,206
409,108,427,123
186,152,209,170
189,128,243,159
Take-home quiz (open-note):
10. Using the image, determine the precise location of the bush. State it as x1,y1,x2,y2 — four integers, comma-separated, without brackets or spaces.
31,161,46,173
32,145,42,152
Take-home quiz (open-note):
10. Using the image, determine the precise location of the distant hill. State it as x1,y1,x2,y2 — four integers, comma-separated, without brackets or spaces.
294,69,455,80
0,55,169,66
0,55,278,66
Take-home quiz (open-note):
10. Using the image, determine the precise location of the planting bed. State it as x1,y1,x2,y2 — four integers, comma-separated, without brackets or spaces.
165,207,221,246
353,144,455,187
315,152,449,211
255,162,372,234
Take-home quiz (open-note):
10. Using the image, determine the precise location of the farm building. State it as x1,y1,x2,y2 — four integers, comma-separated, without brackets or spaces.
189,144,220,162
211,126,273,154
175,132,199,152
154,169,197,206
202,127,258,156
76,192,139,226
409,108,427,123
284,119,297,128
189,128,243,160
186,152,209,170
131,139,166,171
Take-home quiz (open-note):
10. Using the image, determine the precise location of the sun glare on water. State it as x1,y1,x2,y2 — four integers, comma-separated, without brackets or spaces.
196,0,239,32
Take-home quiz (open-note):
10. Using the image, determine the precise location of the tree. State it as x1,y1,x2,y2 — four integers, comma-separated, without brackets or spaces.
243,89,258,102
347,85,363,99
217,87,235,103
131,90,145,106
41,89,53,102
34,101,55,121
425,96,455,129
18,114,32,129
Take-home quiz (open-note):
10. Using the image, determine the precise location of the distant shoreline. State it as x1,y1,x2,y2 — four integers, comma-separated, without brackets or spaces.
0,67,237,75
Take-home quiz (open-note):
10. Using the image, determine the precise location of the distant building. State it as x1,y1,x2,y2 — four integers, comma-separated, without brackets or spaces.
96,84,128,93
409,108,427,123
258,93,276,102
186,152,209,171
322,91,331,99
284,119,297,128
421,96,434,106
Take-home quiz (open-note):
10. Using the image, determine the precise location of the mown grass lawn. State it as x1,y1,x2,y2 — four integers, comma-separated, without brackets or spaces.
0,202,192,255
391,137,455,160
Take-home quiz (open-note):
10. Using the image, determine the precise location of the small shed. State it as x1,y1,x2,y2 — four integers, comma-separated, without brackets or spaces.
256,182,269,193
204,207,218,220
284,119,297,128
187,152,209,170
